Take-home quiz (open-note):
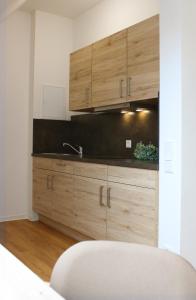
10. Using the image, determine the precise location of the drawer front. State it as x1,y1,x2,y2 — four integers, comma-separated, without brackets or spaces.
108,166,158,189
52,159,74,174
33,157,53,170
74,162,107,180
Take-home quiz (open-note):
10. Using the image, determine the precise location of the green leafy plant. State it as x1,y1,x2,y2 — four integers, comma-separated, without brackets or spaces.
134,142,159,161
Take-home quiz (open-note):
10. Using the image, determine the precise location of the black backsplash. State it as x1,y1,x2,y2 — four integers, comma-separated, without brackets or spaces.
33,110,158,158
33,119,73,154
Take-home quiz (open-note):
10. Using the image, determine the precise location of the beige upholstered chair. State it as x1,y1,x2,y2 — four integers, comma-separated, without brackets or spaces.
50,241,196,300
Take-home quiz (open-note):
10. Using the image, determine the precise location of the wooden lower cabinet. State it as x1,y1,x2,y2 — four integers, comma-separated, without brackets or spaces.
33,158,158,246
33,168,53,218
33,168,75,229
106,182,157,246
73,176,107,240
51,172,75,229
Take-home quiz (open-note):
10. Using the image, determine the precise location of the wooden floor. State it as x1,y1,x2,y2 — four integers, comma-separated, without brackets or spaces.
0,220,77,281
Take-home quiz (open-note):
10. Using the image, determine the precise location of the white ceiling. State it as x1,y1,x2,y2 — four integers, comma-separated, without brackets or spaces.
20,0,101,19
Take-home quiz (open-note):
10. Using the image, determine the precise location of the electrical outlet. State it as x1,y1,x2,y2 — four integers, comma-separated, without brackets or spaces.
126,139,132,149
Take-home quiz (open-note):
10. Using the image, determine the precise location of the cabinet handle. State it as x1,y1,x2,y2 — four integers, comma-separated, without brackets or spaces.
127,77,131,97
99,186,104,207
107,187,111,208
119,79,124,98
46,175,50,189
51,175,54,191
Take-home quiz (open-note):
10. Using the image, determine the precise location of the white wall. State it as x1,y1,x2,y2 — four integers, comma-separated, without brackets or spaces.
73,0,160,50
0,6,6,221
33,11,73,120
159,0,182,254
0,0,26,21
0,10,32,221
181,0,196,268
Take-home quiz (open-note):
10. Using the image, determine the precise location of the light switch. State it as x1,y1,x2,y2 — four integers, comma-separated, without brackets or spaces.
164,141,174,161
164,160,174,174
126,140,132,149
164,141,175,174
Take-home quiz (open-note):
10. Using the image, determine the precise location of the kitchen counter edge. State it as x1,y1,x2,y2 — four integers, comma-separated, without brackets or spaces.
32,153,159,171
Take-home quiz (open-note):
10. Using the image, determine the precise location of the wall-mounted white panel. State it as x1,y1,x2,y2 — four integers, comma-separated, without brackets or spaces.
42,85,65,120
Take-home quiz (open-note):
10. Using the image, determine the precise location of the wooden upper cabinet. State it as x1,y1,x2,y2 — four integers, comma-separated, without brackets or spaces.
92,30,127,107
69,15,159,111
127,15,159,101
69,45,92,111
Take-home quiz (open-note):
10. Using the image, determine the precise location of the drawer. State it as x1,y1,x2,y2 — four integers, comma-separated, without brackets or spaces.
33,157,53,170
108,166,158,189
52,159,74,174
74,162,107,180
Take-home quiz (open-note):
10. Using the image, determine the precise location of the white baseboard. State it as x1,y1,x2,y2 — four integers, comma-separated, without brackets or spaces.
0,215,27,222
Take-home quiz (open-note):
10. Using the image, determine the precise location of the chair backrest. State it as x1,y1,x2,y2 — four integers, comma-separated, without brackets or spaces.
50,241,196,300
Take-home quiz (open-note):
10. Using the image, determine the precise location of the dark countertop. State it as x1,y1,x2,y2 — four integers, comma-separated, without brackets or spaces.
32,153,159,171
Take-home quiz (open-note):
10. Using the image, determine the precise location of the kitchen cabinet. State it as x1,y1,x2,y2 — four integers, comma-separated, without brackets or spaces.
92,30,127,107
127,15,159,101
33,158,75,230
51,172,75,229
69,45,92,111
33,168,53,218
73,176,107,239
106,181,157,246
69,15,159,111
33,157,158,246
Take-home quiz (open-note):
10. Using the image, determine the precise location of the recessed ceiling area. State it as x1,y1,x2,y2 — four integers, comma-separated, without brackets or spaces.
20,0,101,19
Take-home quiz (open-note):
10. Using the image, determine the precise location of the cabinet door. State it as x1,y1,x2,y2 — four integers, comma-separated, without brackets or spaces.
73,176,107,239
92,30,127,107
106,182,158,246
33,168,53,218
51,172,75,229
127,15,159,101
69,46,92,111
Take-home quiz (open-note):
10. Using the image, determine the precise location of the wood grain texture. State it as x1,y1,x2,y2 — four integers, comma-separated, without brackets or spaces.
33,168,53,218
73,175,107,239
33,158,159,247
0,220,76,281
106,181,158,246
40,215,92,242
52,159,74,174
51,172,75,229
108,165,158,189
92,29,127,107
69,15,159,110
74,161,108,180
127,15,159,101
33,157,53,171
33,157,74,174
69,45,92,110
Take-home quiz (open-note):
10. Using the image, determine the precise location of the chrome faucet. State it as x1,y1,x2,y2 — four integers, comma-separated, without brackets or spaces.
62,142,83,158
